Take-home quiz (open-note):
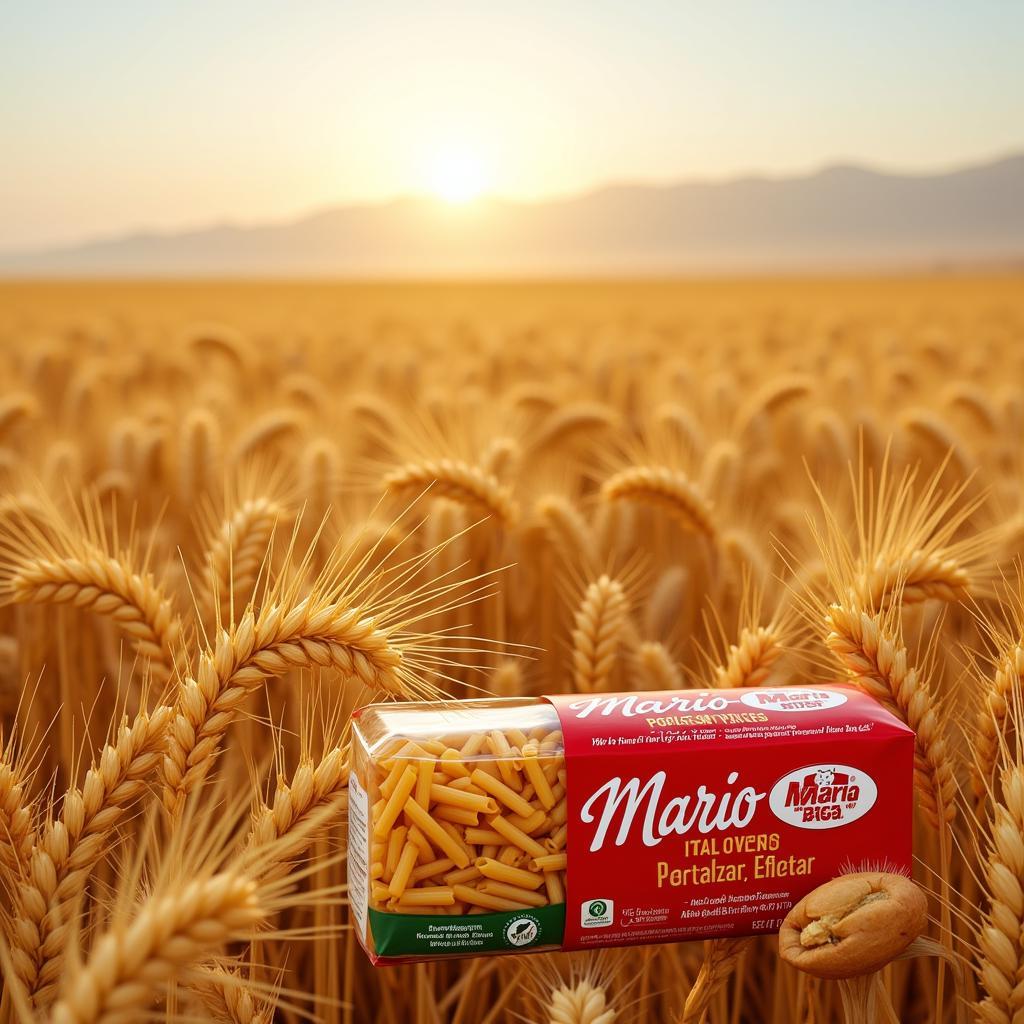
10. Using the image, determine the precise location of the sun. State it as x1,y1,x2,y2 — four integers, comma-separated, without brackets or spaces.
427,146,488,205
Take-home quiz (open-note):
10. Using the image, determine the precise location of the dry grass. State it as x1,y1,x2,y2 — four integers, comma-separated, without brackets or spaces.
0,275,1022,1023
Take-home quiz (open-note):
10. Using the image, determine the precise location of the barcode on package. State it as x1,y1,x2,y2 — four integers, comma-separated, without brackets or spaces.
347,771,370,940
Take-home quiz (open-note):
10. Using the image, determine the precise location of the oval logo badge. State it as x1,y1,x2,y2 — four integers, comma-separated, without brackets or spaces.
769,763,877,830
739,688,848,713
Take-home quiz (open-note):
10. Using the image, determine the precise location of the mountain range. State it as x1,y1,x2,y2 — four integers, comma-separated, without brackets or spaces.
2,153,1023,276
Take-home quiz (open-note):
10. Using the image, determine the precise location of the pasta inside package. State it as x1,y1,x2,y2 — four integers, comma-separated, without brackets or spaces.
348,685,914,963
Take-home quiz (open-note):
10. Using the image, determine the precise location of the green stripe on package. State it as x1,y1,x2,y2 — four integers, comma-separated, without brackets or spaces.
368,904,566,956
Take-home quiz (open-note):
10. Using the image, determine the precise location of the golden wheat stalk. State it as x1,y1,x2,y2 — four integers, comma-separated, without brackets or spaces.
805,446,989,616
481,436,520,481
644,566,688,640
680,937,747,1022
735,374,811,437
205,496,285,622
857,549,970,608
825,603,955,829
8,555,181,675
192,965,276,1024
9,704,172,1006
536,495,598,568
714,625,783,689
528,402,617,453
571,576,629,693
0,491,183,679
975,756,1024,1023
384,458,519,527
165,527,495,815
601,466,716,541
178,408,223,507
231,409,302,462
635,641,683,690
0,743,34,877
547,980,618,1024
49,870,264,1024
162,599,400,815
973,643,1024,804
0,391,38,442
245,745,349,881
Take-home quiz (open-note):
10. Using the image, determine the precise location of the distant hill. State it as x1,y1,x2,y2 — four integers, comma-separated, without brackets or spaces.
2,153,1023,276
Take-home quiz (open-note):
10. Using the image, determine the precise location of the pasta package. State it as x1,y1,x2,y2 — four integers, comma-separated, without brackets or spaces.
348,685,914,963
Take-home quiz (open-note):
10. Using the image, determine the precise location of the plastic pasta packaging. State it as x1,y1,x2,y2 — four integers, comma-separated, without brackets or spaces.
348,685,914,963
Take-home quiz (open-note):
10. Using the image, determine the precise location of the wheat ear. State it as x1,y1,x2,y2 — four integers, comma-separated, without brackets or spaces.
805,444,990,617
384,458,519,527
548,980,618,1024
714,625,783,689
571,576,629,693
49,871,264,1024
7,554,181,677
490,660,524,696
858,549,970,608
528,402,616,453
0,747,34,877
975,765,1024,1024
680,937,747,1022
0,391,38,438
188,322,251,370
537,495,597,567
231,409,302,462
9,704,172,1006
635,642,683,690
901,407,977,479
481,436,519,481
245,745,348,881
601,466,716,541
162,599,402,815
300,437,342,523
972,644,1024,803
206,497,284,622
178,408,223,507
943,380,999,433
735,374,811,436
192,966,276,1024
825,603,955,829
645,566,688,640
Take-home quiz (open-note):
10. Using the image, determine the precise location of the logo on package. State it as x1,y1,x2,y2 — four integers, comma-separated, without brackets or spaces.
581,899,615,928
504,914,541,947
740,688,848,713
769,764,877,830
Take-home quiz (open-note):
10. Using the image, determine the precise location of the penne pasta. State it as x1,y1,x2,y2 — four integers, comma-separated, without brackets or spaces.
401,797,472,869
354,706,567,959
530,852,567,872
432,804,480,826
429,782,498,814
395,886,456,907
374,766,418,839
475,857,544,890
453,884,529,912
415,759,435,808
470,769,534,818
387,841,419,898
488,813,548,859
478,879,548,907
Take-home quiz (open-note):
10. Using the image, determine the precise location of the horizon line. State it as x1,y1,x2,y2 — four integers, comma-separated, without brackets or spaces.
4,145,1022,257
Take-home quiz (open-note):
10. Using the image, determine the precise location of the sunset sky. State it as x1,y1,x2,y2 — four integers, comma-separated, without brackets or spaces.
2,1,1023,249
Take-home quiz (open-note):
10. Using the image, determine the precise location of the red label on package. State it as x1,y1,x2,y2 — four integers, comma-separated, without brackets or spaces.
544,685,914,951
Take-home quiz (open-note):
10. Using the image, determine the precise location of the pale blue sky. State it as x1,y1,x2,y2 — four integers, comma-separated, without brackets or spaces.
2,1,1022,248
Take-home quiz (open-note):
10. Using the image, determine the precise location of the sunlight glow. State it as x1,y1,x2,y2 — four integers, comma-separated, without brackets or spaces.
427,146,488,204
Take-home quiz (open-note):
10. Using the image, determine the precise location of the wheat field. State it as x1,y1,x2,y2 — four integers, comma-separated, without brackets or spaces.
1,275,1023,1023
